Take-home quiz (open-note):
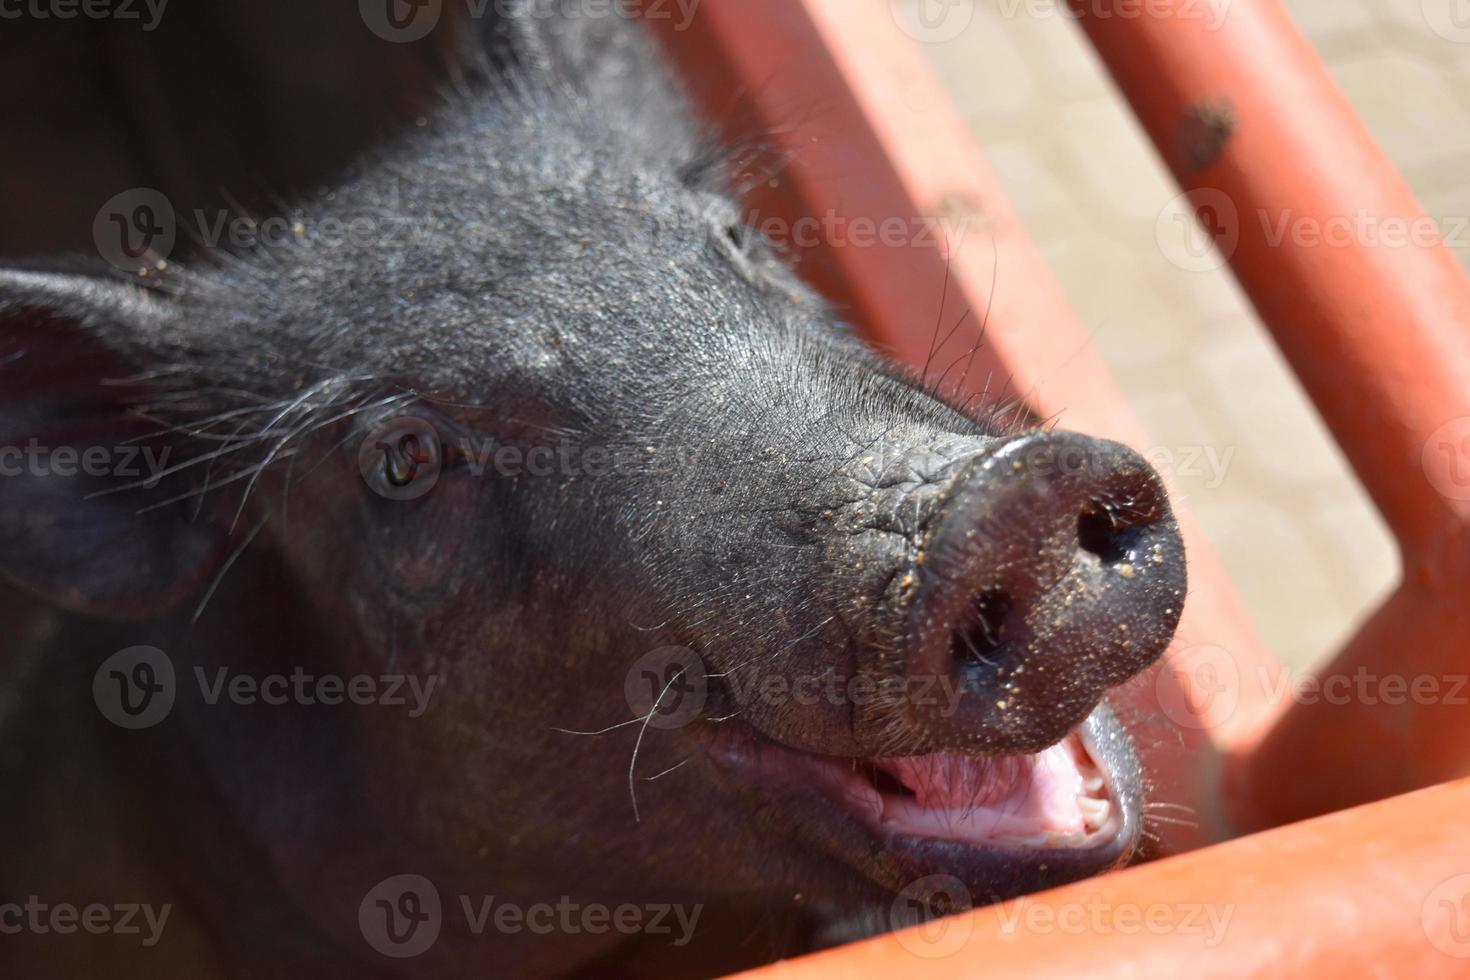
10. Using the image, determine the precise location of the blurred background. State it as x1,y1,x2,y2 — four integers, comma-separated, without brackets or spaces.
898,0,1470,671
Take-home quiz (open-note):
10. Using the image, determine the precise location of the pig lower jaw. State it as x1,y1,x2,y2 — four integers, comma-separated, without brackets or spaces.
701,711,1130,856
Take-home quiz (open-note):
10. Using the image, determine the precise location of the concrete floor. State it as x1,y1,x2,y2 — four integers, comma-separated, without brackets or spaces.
892,0,1470,671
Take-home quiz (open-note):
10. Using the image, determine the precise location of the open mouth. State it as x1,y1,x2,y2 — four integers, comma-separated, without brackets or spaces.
844,730,1117,848
701,708,1130,861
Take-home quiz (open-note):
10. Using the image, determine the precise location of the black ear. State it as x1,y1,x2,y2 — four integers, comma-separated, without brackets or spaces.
0,267,231,621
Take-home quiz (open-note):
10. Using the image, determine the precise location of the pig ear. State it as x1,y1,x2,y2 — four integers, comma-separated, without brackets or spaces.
0,267,232,621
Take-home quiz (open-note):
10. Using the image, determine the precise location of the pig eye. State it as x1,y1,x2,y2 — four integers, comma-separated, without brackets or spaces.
358,416,446,501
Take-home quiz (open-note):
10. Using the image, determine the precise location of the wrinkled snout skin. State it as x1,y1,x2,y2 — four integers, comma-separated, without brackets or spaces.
730,427,1184,760
0,5,1186,979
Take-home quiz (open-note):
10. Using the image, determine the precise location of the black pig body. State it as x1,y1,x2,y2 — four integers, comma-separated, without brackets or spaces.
0,4,1185,977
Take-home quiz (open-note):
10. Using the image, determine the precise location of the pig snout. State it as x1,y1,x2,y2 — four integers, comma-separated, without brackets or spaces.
895,429,1186,754
700,424,1184,904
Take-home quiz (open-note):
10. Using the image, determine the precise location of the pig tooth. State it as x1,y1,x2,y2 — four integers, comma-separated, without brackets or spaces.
1082,772,1105,794
1047,831,1088,848
1078,796,1112,830
992,833,1051,847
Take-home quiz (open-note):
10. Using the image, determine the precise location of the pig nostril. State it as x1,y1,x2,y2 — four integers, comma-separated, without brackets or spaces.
1077,504,1141,565
951,588,1013,669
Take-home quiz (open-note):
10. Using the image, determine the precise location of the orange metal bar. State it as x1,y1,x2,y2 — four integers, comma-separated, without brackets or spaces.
641,0,1281,853
730,776,1470,979
1070,0,1470,828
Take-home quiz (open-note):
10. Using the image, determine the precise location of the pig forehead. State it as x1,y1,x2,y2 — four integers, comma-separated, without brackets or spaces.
209,238,789,400
197,138,805,393
279,195,783,331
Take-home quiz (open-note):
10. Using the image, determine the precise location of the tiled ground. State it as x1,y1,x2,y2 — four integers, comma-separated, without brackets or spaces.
898,0,1470,670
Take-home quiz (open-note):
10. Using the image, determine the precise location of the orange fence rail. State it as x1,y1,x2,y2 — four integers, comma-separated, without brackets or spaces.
1068,0,1470,830
639,0,1470,973
732,776,1470,979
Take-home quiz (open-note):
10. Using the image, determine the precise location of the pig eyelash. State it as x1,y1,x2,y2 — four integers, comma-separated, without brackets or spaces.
94,380,412,522
112,373,388,448
138,386,419,622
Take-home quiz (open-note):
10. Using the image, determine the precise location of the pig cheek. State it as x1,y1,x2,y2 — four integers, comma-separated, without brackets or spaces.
721,530,911,755
716,622,870,755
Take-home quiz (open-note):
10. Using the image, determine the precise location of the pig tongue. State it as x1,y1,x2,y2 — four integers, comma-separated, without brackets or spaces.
867,740,1091,843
